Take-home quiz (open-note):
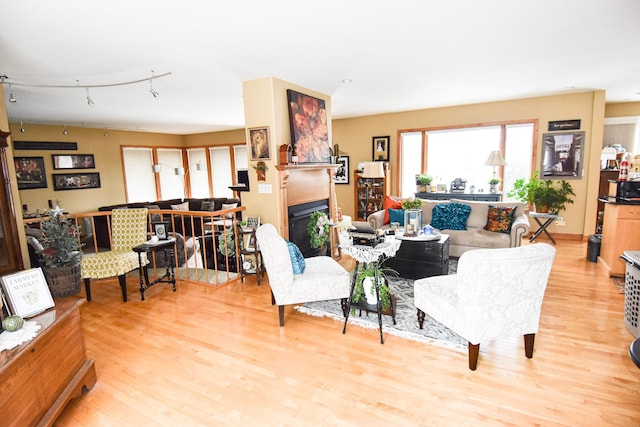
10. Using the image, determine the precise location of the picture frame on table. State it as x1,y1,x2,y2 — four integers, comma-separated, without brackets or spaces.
0,268,54,318
153,222,169,240
248,126,271,160
335,156,349,184
245,217,261,230
541,131,584,178
14,156,47,190
286,89,331,164
51,154,96,169
53,172,101,190
372,136,390,161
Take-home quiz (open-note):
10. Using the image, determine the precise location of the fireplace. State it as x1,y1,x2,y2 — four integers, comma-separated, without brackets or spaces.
289,200,329,257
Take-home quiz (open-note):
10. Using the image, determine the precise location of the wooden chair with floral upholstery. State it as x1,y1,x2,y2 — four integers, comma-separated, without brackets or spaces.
81,208,149,302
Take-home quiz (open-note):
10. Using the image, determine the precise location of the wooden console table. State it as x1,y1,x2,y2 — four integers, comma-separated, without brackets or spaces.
414,192,501,201
0,297,97,426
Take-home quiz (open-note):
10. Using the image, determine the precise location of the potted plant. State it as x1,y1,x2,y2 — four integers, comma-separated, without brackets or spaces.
488,177,500,193
352,261,398,312
508,171,575,213
416,174,433,192
40,211,83,297
308,211,330,255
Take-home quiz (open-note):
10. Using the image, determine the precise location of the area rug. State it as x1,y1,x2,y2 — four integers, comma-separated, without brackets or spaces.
295,259,467,352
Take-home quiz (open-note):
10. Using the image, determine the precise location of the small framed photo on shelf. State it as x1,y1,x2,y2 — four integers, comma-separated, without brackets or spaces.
0,268,54,318
372,136,390,162
245,217,261,230
153,222,169,240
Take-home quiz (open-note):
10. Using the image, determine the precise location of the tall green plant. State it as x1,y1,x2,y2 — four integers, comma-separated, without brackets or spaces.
508,171,575,213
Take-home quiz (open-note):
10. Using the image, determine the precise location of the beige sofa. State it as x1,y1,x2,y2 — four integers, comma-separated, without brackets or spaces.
367,197,530,258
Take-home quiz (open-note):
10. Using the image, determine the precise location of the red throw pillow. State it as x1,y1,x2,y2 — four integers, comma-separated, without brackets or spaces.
383,196,402,225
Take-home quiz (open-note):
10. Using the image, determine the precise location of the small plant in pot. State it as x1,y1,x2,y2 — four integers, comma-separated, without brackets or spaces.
488,177,500,193
416,174,433,192
40,212,83,297
352,261,398,312
401,197,423,210
507,171,575,214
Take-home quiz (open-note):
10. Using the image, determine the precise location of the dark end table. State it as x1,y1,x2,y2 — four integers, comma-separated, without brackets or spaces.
132,237,177,301
384,234,450,280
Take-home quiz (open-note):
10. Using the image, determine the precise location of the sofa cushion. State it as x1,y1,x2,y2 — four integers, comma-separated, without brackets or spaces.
418,199,447,226
431,202,472,230
449,199,490,229
388,208,405,225
200,200,216,211
383,196,402,225
484,205,517,234
222,202,238,218
145,204,162,222
171,201,189,211
285,240,306,275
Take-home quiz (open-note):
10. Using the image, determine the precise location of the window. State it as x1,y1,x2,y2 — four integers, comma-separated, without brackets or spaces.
399,122,535,201
122,144,247,203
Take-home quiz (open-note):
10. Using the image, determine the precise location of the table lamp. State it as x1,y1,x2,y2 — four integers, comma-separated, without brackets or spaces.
484,150,507,180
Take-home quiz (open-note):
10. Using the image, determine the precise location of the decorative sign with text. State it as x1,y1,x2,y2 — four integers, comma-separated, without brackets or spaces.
548,119,581,131
0,268,54,317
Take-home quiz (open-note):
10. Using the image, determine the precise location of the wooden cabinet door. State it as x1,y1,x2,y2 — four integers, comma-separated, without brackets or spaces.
0,130,24,275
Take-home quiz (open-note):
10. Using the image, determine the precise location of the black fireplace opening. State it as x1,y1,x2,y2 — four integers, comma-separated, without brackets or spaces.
288,200,329,258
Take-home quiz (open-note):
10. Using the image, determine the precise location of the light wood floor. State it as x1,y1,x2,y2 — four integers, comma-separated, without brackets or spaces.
56,239,640,426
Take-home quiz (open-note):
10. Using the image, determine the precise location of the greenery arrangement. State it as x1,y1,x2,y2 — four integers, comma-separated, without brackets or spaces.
217,227,237,257
488,177,500,185
308,211,330,249
507,171,575,213
252,162,268,172
352,261,398,311
401,197,423,210
40,213,82,268
417,174,433,185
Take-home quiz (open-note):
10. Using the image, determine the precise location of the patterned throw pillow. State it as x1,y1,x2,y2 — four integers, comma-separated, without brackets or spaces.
285,240,306,275
484,205,516,234
431,202,472,230
388,208,405,225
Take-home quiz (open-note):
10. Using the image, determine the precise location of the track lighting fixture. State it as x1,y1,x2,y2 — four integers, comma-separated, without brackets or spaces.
8,83,16,103
104,128,108,137
85,87,94,106
62,125,68,135
0,72,171,106
19,121,25,133
149,70,160,98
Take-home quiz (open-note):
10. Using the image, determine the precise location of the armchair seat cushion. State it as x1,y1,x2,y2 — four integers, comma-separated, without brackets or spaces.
82,250,146,279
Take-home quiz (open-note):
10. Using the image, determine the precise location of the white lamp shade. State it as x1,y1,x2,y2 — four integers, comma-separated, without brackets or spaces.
361,161,385,178
484,151,507,167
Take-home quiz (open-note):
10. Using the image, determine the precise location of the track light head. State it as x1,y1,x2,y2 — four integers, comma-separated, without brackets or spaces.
149,70,159,98
85,87,94,106
62,125,68,135
8,83,16,103
19,121,25,133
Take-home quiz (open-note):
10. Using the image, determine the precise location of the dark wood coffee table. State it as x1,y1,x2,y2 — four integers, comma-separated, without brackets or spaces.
384,234,449,280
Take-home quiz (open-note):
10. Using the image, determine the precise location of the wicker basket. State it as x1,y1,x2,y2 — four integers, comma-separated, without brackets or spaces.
43,263,82,298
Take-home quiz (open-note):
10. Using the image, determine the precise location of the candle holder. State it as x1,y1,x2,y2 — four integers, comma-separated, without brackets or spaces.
403,209,422,237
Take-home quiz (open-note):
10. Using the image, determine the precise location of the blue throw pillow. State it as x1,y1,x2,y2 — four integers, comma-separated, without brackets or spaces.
431,202,472,230
285,240,306,274
388,208,405,225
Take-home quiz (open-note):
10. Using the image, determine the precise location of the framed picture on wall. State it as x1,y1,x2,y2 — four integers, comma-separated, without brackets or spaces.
248,126,271,160
541,131,584,178
52,154,96,169
14,156,47,190
335,156,349,184
286,89,331,164
53,172,101,190
372,136,390,161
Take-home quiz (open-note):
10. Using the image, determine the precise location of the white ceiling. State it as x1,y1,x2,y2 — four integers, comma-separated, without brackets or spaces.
1,0,639,135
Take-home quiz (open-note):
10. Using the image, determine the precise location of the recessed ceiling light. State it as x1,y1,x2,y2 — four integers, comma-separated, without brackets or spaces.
342,79,352,84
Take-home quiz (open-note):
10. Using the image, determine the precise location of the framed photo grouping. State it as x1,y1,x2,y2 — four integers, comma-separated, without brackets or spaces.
14,156,47,190
372,136,390,161
53,172,101,191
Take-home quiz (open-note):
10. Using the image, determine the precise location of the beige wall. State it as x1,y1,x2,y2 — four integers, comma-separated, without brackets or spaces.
333,91,607,238
242,77,332,229
605,102,640,118
183,129,245,147
8,123,184,214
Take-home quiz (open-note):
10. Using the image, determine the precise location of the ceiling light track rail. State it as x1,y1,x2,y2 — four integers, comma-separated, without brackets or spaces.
0,72,172,89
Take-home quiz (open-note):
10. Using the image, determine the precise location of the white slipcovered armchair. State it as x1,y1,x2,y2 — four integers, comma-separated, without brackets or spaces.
414,243,556,370
256,224,351,326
